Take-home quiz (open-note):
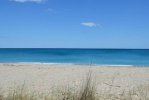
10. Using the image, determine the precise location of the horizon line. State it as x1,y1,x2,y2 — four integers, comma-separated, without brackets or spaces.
0,48,149,50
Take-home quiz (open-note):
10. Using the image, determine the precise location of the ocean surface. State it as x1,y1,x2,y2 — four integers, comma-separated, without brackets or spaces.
0,48,149,66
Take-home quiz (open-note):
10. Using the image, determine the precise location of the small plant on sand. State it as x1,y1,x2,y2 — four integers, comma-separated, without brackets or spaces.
78,71,97,100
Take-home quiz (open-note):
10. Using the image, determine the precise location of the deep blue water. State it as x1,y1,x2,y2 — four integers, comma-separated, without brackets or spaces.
0,48,149,66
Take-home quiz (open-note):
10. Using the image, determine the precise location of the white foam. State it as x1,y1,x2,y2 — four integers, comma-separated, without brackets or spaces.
16,62,74,65
0,62,135,67
95,64,134,67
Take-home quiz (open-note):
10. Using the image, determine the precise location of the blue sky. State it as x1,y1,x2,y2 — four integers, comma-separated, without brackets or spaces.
0,0,149,48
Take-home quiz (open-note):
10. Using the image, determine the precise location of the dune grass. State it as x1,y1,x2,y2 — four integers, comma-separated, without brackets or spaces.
0,71,149,100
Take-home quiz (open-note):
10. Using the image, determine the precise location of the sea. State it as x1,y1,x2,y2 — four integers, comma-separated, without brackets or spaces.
0,48,149,66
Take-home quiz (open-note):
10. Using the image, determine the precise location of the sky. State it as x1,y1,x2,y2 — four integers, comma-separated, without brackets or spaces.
0,0,149,48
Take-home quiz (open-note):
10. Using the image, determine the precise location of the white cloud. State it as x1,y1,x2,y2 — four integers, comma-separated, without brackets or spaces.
81,22,97,27
10,0,47,3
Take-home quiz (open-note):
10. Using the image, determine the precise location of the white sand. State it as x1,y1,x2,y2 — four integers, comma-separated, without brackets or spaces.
0,63,149,94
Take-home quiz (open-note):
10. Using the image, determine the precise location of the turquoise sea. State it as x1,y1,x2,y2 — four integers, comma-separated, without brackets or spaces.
0,48,149,66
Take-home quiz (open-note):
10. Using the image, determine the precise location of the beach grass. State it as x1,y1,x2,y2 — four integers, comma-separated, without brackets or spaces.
0,71,149,100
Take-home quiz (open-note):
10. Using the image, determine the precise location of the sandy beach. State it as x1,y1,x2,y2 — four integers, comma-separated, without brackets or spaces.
0,63,149,95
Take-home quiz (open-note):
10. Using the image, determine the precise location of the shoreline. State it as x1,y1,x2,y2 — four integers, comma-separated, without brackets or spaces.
0,62,141,67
